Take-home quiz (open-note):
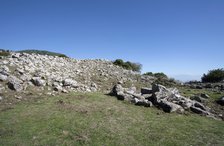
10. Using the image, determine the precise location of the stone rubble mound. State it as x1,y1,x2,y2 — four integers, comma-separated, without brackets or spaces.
0,52,145,94
111,83,218,119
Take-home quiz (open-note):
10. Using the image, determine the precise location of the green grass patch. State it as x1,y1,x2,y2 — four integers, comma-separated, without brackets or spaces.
0,92,224,146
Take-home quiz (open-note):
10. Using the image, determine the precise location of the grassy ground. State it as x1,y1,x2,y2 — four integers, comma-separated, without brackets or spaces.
0,92,224,146
179,87,224,116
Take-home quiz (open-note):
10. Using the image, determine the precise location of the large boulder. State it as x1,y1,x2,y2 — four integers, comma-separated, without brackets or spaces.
7,76,24,91
31,77,46,86
159,99,184,113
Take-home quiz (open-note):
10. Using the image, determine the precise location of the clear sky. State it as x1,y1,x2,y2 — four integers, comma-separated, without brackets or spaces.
0,0,224,81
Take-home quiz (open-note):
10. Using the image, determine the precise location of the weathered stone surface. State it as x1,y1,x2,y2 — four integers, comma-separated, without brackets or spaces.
63,79,78,87
217,96,224,106
7,76,23,91
0,74,8,81
54,85,63,92
190,96,206,103
31,77,46,86
194,102,206,111
200,93,210,99
159,99,184,113
133,98,153,107
141,87,152,94
190,106,208,115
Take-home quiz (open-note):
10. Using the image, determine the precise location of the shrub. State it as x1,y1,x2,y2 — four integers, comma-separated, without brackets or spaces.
0,49,10,57
113,59,142,72
154,72,168,79
17,50,68,58
144,72,168,79
143,72,154,76
201,68,224,83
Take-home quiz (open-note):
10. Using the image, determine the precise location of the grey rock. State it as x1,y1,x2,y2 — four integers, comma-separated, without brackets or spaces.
190,96,205,103
112,84,124,95
217,96,224,106
125,86,137,94
63,79,78,87
141,87,152,94
54,85,63,92
0,74,8,81
62,89,68,93
91,82,98,88
190,106,208,115
200,93,210,99
134,98,153,107
31,77,46,86
159,99,184,113
152,84,167,93
0,66,10,76
12,53,20,58
196,85,203,89
194,102,206,111
15,95,22,99
0,96,2,100
205,84,213,88
7,76,23,91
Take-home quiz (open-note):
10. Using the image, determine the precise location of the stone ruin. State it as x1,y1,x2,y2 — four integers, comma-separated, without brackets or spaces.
111,82,220,120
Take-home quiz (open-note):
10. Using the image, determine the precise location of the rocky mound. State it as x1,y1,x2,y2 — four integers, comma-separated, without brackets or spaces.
111,83,220,120
0,52,152,96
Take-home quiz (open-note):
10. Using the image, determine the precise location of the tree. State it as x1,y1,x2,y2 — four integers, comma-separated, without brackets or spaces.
113,59,142,72
201,68,224,83
154,72,168,79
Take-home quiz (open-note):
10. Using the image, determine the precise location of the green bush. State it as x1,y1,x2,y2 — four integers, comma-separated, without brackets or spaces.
113,59,142,72
0,49,10,57
143,72,154,76
154,72,168,79
202,68,224,83
17,50,68,58
143,72,168,79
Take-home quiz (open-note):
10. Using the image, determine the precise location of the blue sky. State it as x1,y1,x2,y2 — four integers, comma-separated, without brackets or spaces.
0,0,224,81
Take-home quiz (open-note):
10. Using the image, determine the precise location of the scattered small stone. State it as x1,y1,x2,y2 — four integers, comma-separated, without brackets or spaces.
200,93,210,99
15,95,22,100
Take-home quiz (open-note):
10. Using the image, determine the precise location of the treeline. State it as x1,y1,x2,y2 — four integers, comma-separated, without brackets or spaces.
113,59,142,72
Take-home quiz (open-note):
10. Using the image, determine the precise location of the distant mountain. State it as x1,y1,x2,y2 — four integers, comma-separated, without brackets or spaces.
170,74,201,82
17,49,68,58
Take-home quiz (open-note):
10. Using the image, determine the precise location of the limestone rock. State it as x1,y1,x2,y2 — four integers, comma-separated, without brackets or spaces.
7,76,23,91
31,77,46,86
63,79,78,87
159,99,184,113
0,74,8,81
141,87,152,94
